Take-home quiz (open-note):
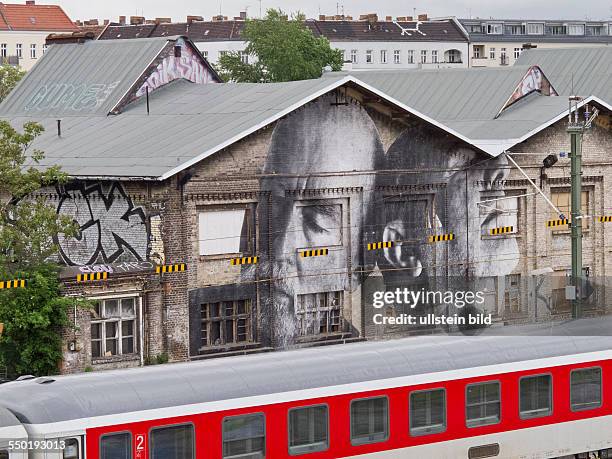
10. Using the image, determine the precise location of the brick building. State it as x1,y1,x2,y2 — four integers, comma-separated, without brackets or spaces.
1,38,611,373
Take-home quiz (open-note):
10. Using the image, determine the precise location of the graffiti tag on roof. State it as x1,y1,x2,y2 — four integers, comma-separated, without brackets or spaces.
24,81,121,112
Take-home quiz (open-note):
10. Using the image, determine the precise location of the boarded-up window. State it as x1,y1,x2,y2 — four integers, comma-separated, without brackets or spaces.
551,190,589,230
199,209,250,255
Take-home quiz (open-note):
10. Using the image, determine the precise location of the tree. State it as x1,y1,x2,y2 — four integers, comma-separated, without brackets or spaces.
217,9,344,82
0,64,25,103
0,120,81,377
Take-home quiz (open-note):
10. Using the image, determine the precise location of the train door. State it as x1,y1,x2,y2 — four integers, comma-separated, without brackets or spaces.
0,407,27,459
60,437,84,459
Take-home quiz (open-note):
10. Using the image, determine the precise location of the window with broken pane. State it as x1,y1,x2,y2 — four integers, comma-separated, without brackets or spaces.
296,291,342,337
91,297,137,358
201,299,252,347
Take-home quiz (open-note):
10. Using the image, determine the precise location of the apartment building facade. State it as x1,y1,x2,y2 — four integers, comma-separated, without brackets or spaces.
98,14,469,70
460,18,612,67
0,0,77,70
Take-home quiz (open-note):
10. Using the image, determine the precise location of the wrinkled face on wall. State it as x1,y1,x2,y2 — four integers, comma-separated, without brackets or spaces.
378,125,519,281
242,95,385,345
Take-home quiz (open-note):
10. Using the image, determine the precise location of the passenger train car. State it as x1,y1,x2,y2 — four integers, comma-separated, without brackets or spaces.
1,331,612,459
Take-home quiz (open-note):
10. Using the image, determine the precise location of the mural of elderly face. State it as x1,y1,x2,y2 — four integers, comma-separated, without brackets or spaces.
379,125,519,282
247,94,385,347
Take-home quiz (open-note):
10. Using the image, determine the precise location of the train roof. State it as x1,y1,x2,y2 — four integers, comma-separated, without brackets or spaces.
2,320,612,425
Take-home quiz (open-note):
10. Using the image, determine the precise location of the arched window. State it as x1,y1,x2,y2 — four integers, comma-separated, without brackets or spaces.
445,49,462,63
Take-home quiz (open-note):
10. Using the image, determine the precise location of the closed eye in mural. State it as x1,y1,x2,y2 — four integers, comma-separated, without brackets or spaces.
55,182,148,266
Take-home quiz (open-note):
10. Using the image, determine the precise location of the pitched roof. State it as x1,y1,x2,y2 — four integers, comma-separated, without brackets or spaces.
0,2,77,31
0,37,168,117
0,36,220,118
307,19,467,42
3,77,351,179
516,47,612,104
2,50,608,181
351,66,530,121
99,18,466,43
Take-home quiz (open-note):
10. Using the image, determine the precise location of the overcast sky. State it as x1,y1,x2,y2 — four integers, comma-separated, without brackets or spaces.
56,0,612,23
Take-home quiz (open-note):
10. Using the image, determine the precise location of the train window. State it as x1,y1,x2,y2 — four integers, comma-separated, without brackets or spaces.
223,413,265,458
571,367,602,411
466,382,501,427
100,432,132,459
150,424,194,459
519,374,552,419
63,438,80,458
409,389,446,436
288,405,329,455
350,396,389,445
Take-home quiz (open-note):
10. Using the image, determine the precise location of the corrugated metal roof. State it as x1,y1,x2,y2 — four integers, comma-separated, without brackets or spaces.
353,66,529,121
3,64,605,180
8,77,351,179
516,47,612,104
2,318,612,425
0,37,169,117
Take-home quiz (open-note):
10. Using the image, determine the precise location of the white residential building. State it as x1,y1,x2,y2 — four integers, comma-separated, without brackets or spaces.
460,18,612,67
0,1,77,71
99,14,470,71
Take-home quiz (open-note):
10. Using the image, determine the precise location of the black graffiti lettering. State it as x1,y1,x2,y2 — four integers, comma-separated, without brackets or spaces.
56,182,148,266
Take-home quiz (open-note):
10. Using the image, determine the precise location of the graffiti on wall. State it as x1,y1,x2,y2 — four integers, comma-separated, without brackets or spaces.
505,66,558,109
135,41,215,98
24,81,121,112
55,182,148,266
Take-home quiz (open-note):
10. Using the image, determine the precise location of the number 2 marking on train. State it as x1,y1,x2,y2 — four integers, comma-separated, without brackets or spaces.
135,434,146,458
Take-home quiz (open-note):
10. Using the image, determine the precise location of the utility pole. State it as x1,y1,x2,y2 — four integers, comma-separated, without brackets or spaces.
567,96,598,318
568,97,583,319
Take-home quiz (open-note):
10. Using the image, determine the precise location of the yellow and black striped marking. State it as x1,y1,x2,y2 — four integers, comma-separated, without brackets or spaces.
489,226,514,235
231,256,258,266
599,216,612,223
428,233,455,243
76,272,108,283
300,248,329,258
0,279,27,289
156,263,187,274
546,219,570,228
367,241,394,250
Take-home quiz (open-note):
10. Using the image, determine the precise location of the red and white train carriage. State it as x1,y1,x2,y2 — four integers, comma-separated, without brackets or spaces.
1,331,612,459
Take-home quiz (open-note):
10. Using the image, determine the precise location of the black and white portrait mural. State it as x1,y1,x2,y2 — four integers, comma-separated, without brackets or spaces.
190,93,524,355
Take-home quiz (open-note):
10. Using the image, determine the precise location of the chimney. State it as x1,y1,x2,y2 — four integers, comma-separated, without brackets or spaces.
417,13,428,21
119,15,126,25
46,31,95,45
187,15,204,23
240,11,247,20
155,17,171,24
130,16,145,25
25,0,35,4
86,19,99,26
